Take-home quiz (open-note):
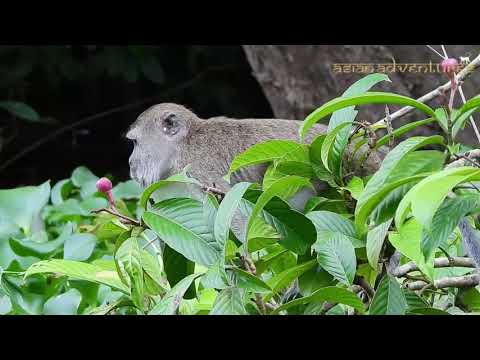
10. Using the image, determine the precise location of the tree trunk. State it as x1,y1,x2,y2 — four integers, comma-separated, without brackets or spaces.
242,45,480,144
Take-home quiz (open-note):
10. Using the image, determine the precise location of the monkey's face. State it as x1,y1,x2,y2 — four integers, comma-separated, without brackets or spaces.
126,107,189,188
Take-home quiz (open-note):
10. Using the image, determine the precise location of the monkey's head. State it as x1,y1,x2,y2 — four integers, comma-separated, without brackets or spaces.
126,103,196,187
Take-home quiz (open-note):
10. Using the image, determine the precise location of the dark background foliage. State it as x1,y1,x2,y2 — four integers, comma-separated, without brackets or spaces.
0,45,272,187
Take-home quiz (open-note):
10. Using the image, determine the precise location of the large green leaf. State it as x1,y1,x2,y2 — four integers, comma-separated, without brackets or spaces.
389,218,434,281
313,234,357,286
321,122,352,172
366,219,392,270
307,211,363,248
149,273,202,315
452,108,478,139
115,237,145,310
143,198,221,267
43,289,82,315
395,167,480,230
264,259,317,301
112,180,142,200
457,94,480,118
209,288,248,315
64,233,97,261
226,140,305,182
9,222,74,258
0,101,40,122
240,191,316,255
50,179,74,206
0,181,50,234
365,151,445,228
369,275,407,315
309,134,337,186
355,136,444,234
300,92,436,139
214,182,252,251
327,73,391,179
139,167,201,209
421,194,480,260
272,286,365,315
231,268,272,293
246,176,313,247
163,245,196,299
24,259,129,293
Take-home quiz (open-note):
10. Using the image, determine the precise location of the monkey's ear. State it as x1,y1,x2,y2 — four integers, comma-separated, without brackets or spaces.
161,113,187,138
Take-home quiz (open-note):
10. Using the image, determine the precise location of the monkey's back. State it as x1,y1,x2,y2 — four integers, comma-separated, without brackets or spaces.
178,116,328,191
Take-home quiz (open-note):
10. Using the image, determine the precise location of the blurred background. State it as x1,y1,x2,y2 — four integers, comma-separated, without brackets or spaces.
1,45,479,188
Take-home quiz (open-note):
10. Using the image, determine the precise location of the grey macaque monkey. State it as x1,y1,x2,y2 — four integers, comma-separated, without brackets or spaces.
126,103,330,208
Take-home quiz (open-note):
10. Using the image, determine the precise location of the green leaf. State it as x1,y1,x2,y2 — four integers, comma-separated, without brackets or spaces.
246,176,313,245
226,140,305,182
0,181,50,234
366,151,445,227
355,136,444,234
369,275,407,315
407,307,450,315
421,194,480,260
115,237,144,310
389,218,434,280
272,286,365,315
64,233,97,261
395,166,480,230
209,288,247,315
9,222,74,258
452,109,478,139
112,180,142,200
366,220,392,269
214,182,252,251
163,245,196,299
306,211,363,248
149,273,202,315
300,92,436,139
139,167,201,209
231,268,272,293
201,260,230,290
143,198,221,267
321,122,352,172
71,166,98,187
309,134,337,186
0,101,40,122
240,191,317,255
43,289,82,315
51,179,74,206
313,234,357,286
343,177,364,200
25,259,129,293
327,73,391,179
264,260,317,301
457,94,480,118
375,118,436,149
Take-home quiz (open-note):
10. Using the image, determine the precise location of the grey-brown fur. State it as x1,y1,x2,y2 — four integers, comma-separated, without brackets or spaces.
127,103,328,191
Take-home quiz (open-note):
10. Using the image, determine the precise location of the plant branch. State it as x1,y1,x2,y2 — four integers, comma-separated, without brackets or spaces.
446,149,480,168
91,208,140,226
372,53,480,129
391,256,475,278
240,255,267,315
405,274,479,291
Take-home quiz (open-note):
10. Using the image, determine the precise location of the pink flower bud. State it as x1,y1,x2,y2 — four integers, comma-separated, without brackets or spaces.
96,177,113,193
441,58,459,74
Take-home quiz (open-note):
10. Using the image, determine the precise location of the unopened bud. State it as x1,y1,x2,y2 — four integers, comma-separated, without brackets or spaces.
441,58,459,74
96,177,112,193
